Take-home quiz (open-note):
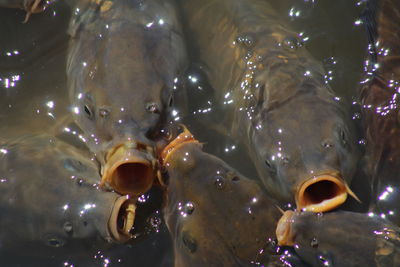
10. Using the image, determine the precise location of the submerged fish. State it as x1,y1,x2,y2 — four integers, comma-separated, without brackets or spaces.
277,210,400,267
67,0,187,195
360,0,400,225
178,0,359,212
161,127,308,266
0,134,136,259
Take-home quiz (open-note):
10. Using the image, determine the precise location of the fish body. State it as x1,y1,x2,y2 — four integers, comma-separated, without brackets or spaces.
161,129,306,267
360,0,400,225
178,0,359,212
0,134,135,259
277,210,400,267
67,0,187,195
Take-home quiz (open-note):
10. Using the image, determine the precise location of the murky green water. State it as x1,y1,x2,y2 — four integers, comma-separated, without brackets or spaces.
0,0,370,266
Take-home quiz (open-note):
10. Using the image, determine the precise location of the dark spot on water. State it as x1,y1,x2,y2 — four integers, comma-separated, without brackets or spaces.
182,231,197,253
63,222,73,234
83,221,88,227
64,158,87,173
214,175,225,189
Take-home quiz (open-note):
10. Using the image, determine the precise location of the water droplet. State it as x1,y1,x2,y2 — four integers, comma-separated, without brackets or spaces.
311,237,319,248
149,216,162,229
77,178,84,186
184,202,195,215
63,222,73,234
282,36,302,50
214,175,225,189
316,212,323,219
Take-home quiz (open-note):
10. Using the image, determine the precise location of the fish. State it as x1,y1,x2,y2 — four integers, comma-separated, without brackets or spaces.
0,134,136,259
67,0,187,196
160,127,308,267
277,210,400,267
360,0,400,225
177,0,360,212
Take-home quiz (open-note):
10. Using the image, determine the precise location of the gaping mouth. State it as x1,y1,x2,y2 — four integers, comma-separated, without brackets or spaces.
276,210,295,246
295,174,359,212
101,142,155,195
108,195,136,243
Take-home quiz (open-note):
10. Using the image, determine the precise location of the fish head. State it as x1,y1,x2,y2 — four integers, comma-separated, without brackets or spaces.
0,135,136,249
68,22,178,195
252,96,359,211
161,129,279,265
276,210,398,266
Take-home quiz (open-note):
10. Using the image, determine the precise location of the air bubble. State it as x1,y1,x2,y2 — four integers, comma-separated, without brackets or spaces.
184,202,195,215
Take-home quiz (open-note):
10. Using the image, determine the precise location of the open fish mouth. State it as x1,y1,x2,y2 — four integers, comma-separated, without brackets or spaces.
160,125,199,166
276,210,295,246
101,142,155,196
295,174,359,212
108,195,136,243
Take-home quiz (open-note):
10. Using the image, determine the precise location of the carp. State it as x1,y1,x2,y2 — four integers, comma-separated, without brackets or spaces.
0,134,136,258
277,210,400,267
360,0,400,225
67,0,187,195
161,127,307,266
178,0,360,212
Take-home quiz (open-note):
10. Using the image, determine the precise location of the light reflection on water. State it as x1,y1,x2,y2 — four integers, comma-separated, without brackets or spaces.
0,0,385,266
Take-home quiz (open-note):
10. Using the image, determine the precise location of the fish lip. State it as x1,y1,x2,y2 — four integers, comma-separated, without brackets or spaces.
295,173,350,212
160,125,199,166
101,142,155,195
108,195,136,243
276,210,295,246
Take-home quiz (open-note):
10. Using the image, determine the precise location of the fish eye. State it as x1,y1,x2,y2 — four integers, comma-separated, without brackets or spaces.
84,104,93,119
99,107,110,118
265,159,276,173
339,128,347,146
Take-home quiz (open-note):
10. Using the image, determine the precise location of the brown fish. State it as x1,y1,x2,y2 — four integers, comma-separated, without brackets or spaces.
0,134,136,258
161,127,309,266
178,0,360,212
360,0,400,225
277,210,400,267
67,0,187,195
